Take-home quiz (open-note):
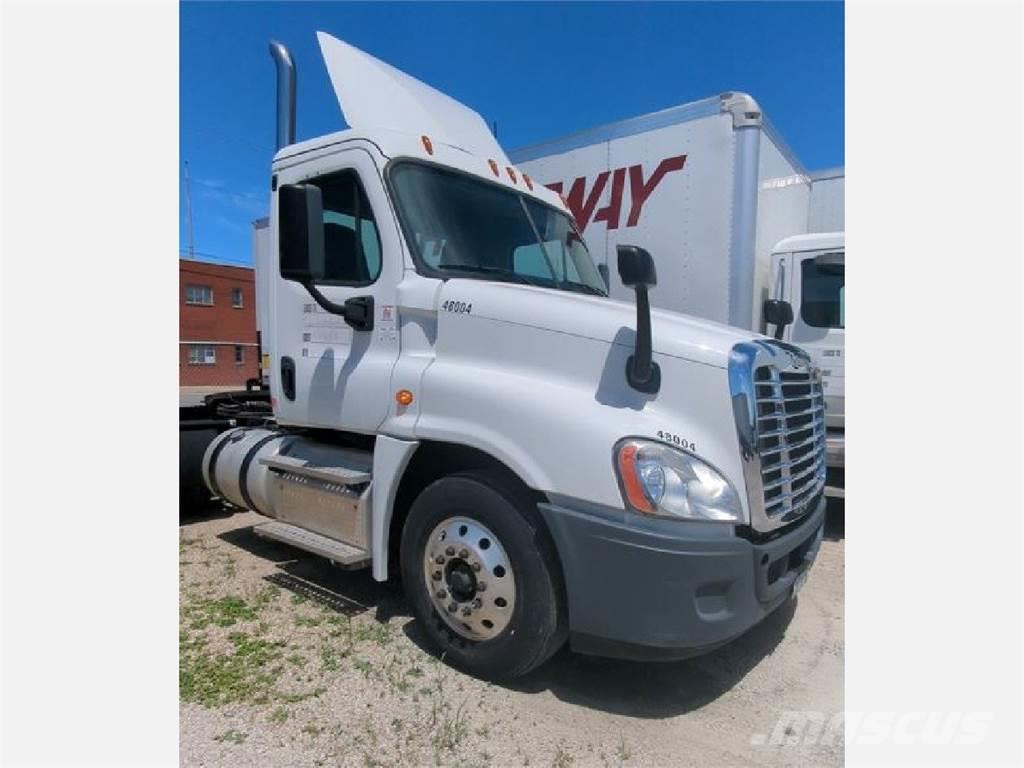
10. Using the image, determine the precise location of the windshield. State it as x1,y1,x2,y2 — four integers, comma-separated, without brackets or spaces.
389,162,607,296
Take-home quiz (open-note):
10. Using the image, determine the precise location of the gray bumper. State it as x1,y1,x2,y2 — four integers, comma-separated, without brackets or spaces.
538,496,826,661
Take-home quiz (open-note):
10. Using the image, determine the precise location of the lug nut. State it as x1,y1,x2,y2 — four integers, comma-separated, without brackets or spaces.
473,598,482,609
435,555,445,565
432,571,442,581
462,607,472,617
477,581,487,592
459,548,469,559
447,602,458,613
471,562,481,572
436,589,447,599
445,546,455,557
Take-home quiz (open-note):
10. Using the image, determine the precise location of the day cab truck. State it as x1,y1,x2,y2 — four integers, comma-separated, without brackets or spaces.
510,100,845,497
187,33,828,679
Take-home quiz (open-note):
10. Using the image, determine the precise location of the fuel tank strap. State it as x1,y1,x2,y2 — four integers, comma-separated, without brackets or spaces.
206,427,246,502
239,432,284,515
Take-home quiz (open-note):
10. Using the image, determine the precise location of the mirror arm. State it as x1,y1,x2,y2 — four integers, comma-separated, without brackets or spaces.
302,281,375,332
626,286,660,394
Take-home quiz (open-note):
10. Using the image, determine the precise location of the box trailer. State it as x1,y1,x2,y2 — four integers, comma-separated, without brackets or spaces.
510,96,845,495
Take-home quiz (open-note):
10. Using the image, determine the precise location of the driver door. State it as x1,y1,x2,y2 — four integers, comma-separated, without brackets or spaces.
787,250,845,428
270,146,402,432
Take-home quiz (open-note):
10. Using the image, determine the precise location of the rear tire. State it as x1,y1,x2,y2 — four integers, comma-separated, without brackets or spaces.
400,470,566,679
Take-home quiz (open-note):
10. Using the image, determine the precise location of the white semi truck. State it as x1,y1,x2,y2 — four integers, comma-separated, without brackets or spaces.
185,33,828,679
510,101,845,496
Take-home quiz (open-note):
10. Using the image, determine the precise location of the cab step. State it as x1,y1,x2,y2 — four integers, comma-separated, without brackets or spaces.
260,454,371,486
253,521,370,569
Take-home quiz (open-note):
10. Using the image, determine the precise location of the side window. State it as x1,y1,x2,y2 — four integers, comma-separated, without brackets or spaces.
800,258,845,329
512,243,554,279
309,170,382,285
512,241,581,282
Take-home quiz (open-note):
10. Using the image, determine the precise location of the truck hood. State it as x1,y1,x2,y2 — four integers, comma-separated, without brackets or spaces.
443,279,755,369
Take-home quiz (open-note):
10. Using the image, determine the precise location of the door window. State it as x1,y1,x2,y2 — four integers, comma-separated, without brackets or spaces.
800,258,845,329
308,170,382,285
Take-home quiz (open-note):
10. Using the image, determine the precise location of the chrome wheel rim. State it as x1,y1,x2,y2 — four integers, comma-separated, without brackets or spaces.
423,516,516,641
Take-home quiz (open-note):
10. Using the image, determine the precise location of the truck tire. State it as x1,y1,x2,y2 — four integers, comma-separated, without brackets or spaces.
400,470,567,679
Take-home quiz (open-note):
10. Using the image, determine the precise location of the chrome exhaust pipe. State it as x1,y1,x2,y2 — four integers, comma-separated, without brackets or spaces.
269,40,296,150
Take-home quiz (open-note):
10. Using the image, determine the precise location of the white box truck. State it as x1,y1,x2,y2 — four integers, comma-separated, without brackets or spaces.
510,100,845,496
183,33,828,679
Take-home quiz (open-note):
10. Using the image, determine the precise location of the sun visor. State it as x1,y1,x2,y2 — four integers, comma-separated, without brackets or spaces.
317,32,509,164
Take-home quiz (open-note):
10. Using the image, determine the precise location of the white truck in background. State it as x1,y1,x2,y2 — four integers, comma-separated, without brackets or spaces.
183,33,830,680
510,101,845,496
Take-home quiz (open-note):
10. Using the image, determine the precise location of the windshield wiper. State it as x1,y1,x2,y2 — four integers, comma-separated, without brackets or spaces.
561,282,607,297
440,264,542,287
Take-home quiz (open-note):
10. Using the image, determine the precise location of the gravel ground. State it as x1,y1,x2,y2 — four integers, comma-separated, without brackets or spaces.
180,503,844,767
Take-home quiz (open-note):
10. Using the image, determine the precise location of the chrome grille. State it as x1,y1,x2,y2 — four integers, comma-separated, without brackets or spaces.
753,364,826,519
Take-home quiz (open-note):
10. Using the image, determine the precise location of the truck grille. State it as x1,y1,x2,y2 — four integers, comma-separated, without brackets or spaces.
753,365,826,519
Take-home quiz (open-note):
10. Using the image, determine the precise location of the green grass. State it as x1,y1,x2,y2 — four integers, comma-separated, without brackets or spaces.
214,729,247,745
179,631,286,707
183,595,258,630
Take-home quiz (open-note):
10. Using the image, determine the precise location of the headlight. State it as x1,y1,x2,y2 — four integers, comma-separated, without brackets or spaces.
614,438,743,522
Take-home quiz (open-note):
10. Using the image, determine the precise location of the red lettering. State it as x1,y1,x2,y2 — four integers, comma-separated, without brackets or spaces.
626,155,686,226
592,167,626,231
540,154,687,231
563,172,609,233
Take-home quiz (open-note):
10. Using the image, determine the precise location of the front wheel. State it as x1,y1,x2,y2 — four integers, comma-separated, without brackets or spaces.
400,470,566,679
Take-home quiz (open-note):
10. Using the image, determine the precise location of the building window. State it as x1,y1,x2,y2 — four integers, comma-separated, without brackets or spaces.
185,284,214,306
231,287,244,308
187,345,216,365
234,345,245,364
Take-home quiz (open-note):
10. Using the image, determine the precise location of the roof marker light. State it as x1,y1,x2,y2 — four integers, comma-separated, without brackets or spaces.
506,167,517,184
523,174,534,190
421,135,434,155
488,159,499,177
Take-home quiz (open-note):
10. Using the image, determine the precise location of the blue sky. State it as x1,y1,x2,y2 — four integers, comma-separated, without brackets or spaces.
180,1,844,264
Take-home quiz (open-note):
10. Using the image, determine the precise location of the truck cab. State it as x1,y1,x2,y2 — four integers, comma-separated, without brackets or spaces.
200,33,827,679
768,233,845,494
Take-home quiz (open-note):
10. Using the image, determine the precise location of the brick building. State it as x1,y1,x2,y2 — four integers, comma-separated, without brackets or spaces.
179,259,259,387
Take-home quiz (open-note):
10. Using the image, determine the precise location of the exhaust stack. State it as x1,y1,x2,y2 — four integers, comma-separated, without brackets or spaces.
269,40,296,150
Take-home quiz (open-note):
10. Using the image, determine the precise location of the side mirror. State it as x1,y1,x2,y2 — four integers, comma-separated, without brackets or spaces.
277,183,374,332
763,299,794,340
617,245,657,288
597,263,610,292
279,183,325,283
616,244,660,394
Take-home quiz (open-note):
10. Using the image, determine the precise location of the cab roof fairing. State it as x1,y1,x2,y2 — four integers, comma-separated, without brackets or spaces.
271,33,569,215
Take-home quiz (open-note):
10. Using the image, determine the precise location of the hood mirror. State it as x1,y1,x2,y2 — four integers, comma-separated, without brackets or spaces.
763,299,794,340
617,245,660,394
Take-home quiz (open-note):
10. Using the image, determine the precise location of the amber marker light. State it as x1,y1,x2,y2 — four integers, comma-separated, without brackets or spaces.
523,174,534,190
421,135,434,155
488,159,500,176
396,389,415,406
506,167,518,183
616,441,655,514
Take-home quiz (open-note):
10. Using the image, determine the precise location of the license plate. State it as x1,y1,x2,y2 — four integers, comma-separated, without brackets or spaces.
792,570,809,596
